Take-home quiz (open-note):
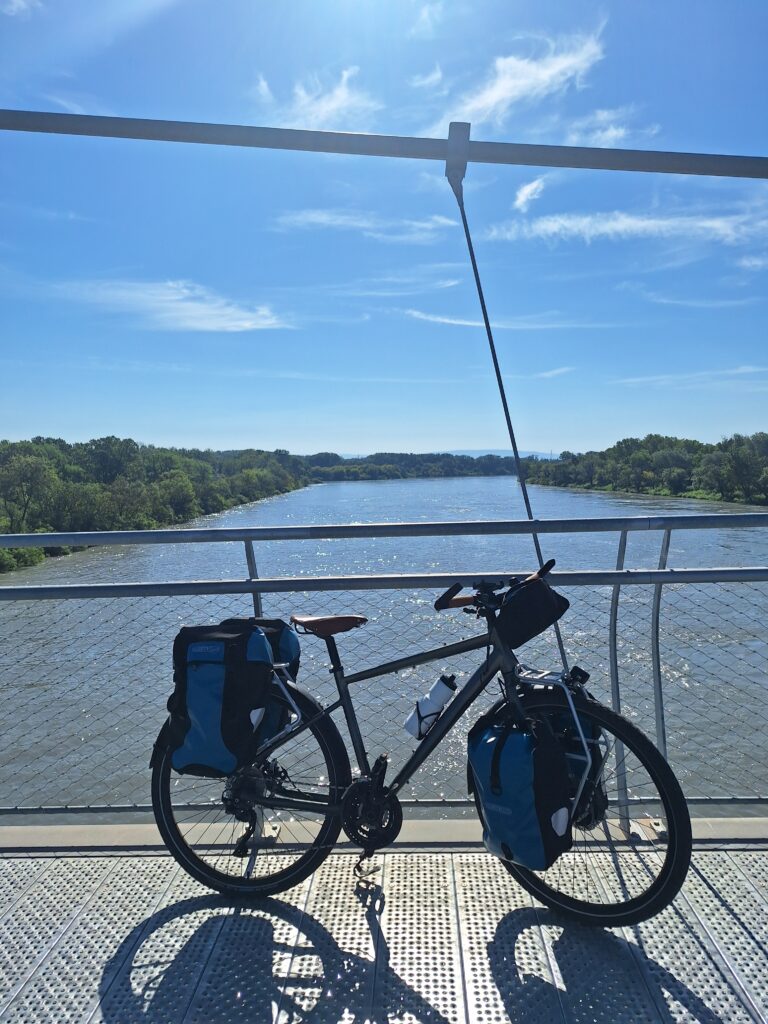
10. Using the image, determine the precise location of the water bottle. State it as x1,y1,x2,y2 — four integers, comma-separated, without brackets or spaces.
404,674,457,740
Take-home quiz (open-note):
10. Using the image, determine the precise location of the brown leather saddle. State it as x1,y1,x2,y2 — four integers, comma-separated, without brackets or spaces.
290,614,368,639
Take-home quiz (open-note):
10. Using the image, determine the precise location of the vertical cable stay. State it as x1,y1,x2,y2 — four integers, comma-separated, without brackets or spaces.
445,121,569,671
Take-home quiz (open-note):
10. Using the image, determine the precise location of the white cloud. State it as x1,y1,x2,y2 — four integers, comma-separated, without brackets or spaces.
58,279,290,331
430,30,603,134
251,73,273,104
43,94,88,115
71,356,465,387
0,199,91,222
1,0,41,14
274,66,382,130
513,177,546,213
536,366,575,378
404,309,613,329
565,106,660,147
332,268,461,298
737,254,768,271
622,283,760,309
408,3,443,39
487,210,768,246
613,366,768,391
409,64,443,89
275,208,457,245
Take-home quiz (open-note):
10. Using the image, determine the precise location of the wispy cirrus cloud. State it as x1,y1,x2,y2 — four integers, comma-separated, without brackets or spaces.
1,0,41,15
42,94,88,115
620,282,760,309
253,66,382,131
429,29,603,135
513,177,546,213
408,2,443,39
737,254,768,271
57,279,290,331
330,266,461,298
42,355,466,387
536,366,575,378
404,308,614,330
565,106,660,147
613,366,768,391
409,64,443,89
251,74,273,104
274,208,457,245
0,199,92,223
486,209,768,246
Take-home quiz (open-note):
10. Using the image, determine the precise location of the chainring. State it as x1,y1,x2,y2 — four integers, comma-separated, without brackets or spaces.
341,779,403,849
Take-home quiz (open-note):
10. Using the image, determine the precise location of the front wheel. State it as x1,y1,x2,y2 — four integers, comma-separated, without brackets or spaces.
499,691,692,927
152,684,351,897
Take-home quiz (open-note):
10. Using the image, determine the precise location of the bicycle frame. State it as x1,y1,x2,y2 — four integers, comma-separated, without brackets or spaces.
255,620,590,818
338,633,509,795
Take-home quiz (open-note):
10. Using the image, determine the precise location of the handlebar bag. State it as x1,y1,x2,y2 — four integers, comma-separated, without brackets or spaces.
166,618,299,778
496,577,569,649
468,710,573,870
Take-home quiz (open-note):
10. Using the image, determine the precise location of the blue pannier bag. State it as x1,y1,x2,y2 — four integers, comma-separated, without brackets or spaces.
166,617,300,778
468,709,573,870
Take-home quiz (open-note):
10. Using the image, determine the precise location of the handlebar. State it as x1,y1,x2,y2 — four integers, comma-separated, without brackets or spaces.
434,559,557,612
433,582,462,611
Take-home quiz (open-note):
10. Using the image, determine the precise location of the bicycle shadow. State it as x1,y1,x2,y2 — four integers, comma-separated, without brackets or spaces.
488,907,726,1023
96,887,727,1022
96,884,453,1024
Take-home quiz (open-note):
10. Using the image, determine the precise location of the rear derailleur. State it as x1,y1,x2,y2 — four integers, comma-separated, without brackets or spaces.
222,764,283,857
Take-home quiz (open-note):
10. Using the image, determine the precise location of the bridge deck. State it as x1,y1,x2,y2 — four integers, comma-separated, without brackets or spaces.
0,844,767,1022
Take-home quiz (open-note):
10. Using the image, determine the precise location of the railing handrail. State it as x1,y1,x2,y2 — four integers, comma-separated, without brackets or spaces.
2,109,768,180
2,565,767,601
2,511,767,549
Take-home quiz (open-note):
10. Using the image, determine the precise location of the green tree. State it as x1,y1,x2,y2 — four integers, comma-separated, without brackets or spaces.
0,455,57,532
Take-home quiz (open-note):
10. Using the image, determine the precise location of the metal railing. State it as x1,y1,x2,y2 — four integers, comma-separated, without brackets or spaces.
1,512,767,814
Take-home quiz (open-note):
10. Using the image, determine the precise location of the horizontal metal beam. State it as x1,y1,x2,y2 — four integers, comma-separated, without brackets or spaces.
2,512,767,549
1,566,767,601
1,108,766,179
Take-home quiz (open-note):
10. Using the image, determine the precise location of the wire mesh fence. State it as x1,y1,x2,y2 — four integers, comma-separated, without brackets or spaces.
0,578,765,812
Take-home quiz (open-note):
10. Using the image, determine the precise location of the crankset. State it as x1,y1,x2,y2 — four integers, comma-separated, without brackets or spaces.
341,755,403,851
341,779,403,848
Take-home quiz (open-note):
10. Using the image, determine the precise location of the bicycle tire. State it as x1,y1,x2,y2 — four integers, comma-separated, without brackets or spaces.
482,690,692,927
152,684,351,897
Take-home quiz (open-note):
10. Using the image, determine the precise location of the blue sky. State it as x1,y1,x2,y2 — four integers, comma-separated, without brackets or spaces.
0,0,766,455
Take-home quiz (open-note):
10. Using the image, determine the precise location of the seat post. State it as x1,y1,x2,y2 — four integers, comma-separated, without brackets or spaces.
324,634,371,776
324,635,343,673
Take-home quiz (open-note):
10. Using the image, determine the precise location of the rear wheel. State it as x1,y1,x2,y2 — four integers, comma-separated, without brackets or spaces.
495,690,691,927
152,685,351,896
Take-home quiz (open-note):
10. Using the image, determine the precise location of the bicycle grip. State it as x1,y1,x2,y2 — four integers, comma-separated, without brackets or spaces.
434,582,462,611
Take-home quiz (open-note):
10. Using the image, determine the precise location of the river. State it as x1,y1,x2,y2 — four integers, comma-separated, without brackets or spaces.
1,478,766,812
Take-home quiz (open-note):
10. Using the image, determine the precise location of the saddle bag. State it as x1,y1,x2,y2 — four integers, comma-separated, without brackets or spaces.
165,617,300,778
468,709,573,871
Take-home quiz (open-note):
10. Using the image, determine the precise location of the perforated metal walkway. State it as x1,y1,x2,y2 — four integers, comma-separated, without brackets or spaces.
1,846,767,1023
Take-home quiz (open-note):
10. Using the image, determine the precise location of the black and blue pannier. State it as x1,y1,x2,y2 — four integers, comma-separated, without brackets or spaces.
468,708,573,871
165,617,300,778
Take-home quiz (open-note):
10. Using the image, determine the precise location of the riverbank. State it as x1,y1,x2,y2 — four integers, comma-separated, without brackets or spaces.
521,479,767,507
521,431,768,507
0,438,522,573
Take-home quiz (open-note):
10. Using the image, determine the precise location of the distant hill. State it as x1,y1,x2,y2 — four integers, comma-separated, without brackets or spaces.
339,449,557,460
442,449,558,460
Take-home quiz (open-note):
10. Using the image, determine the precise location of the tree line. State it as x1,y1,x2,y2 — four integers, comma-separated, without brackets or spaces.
521,432,768,504
0,438,518,572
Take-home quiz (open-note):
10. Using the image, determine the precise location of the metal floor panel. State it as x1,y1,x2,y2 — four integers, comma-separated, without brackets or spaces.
0,850,766,1024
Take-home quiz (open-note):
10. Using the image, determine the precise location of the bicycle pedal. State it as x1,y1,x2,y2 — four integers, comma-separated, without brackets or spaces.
354,859,381,880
